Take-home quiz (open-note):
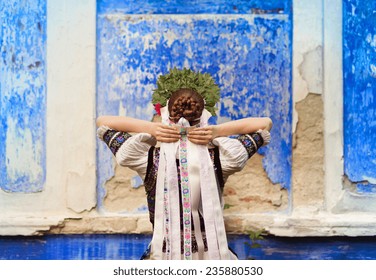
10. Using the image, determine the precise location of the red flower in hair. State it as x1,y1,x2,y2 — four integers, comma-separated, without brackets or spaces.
154,103,162,116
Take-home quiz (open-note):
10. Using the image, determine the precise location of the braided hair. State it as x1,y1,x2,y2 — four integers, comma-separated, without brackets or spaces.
168,88,205,125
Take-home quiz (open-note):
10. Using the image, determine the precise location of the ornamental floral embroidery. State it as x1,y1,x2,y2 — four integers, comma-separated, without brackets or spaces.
103,130,132,155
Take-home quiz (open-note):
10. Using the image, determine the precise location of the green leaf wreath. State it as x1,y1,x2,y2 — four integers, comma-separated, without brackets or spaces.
152,67,221,116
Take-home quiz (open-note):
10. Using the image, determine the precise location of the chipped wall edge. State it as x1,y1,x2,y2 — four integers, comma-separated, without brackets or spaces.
3,212,376,236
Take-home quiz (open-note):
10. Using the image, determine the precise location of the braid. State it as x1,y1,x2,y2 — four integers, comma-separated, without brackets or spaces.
168,88,205,124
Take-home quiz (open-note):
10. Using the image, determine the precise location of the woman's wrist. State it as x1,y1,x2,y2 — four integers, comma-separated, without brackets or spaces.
213,123,233,138
212,124,223,138
147,122,158,137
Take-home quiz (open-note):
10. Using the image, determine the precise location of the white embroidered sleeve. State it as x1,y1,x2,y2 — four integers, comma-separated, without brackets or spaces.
97,125,156,179
115,133,156,179
212,137,248,180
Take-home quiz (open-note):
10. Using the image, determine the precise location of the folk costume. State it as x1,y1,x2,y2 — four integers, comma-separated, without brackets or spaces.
97,68,270,260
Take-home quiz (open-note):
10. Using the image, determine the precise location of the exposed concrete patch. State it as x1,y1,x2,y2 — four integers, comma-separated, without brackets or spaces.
103,165,148,213
223,153,288,214
292,93,324,208
0,216,68,236
47,216,145,234
136,216,153,233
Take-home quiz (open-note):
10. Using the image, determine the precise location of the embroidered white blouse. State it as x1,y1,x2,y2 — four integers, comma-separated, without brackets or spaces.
97,124,270,260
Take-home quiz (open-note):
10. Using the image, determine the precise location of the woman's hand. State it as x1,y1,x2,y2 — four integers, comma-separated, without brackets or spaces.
187,126,219,145
151,123,181,143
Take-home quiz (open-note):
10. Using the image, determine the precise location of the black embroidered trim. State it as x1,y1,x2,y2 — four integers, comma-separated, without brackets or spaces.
162,233,208,254
144,147,160,226
144,146,155,183
237,132,264,158
103,129,132,155
249,132,264,148
103,129,117,145
212,146,224,191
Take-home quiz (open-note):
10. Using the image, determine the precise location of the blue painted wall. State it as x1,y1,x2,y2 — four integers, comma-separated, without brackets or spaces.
96,0,292,208
98,0,292,15
0,0,46,192
343,0,376,193
1,234,376,260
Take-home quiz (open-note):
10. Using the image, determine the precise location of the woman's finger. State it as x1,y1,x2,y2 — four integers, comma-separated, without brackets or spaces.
156,131,180,140
189,127,211,132
188,130,213,141
156,136,180,143
188,138,210,145
160,125,180,134
188,133,212,144
156,125,180,139
188,130,211,136
188,135,211,141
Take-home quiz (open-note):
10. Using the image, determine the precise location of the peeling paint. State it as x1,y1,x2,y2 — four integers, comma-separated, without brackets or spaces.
292,0,323,134
343,175,376,196
297,46,322,95
96,4,292,209
0,0,46,192
343,0,376,194
98,0,292,15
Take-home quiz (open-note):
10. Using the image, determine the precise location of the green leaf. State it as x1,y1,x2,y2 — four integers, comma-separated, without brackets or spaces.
151,68,220,115
223,204,234,210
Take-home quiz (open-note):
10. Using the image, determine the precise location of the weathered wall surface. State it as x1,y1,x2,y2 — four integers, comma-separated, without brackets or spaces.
292,93,324,209
328,0,376,214
291,0,324,211
292,0,322,132
0,0,46,193
343,0,376,193
0,0,97,235
2,0,376,237
96,0,293,219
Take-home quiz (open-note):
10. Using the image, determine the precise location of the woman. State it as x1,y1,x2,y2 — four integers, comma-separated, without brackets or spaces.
97,68,272,260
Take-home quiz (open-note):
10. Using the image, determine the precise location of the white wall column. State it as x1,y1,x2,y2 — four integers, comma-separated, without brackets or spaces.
0,0,97,235
322,0,344,211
